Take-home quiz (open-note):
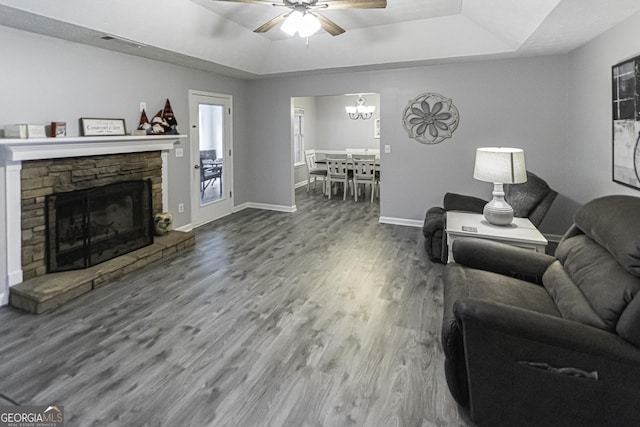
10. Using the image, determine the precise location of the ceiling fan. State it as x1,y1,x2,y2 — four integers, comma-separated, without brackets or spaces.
212,0,387,37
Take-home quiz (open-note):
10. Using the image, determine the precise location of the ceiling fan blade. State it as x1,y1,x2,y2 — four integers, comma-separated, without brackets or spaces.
254,12,289,33
318,0,386,9
211,0,278,5
312,12,345,36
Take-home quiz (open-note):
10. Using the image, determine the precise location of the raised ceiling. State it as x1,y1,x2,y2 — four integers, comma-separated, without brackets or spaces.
1,0,639,79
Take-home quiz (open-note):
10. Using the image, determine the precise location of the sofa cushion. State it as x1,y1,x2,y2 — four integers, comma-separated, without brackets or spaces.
618,295,640,347
574,195,640,277
543,260,610,331
554,235,640,331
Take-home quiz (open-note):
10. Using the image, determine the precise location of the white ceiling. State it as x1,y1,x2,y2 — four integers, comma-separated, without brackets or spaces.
1,0,639,79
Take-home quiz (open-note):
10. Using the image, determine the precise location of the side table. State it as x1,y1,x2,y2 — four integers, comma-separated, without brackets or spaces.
445,211,548,263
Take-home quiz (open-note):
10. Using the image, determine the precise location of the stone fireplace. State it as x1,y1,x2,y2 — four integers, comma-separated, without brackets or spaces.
0,135,187,308
22,152,162,280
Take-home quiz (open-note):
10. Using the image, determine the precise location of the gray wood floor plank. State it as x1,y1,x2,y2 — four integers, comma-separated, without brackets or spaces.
0,188,474,426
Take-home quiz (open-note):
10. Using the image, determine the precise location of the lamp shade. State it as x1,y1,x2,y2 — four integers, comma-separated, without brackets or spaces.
473,147,527,184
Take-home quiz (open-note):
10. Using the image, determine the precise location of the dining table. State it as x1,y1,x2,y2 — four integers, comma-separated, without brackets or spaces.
314,153,380,197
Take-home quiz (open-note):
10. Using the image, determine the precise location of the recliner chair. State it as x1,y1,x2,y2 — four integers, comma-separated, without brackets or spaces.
423,171,557,263
441,195,640,426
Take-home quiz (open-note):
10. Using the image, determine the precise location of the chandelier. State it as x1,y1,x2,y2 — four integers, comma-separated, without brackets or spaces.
345,96,376,120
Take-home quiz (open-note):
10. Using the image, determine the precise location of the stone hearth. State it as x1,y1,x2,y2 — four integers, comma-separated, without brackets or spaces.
10,230,195,314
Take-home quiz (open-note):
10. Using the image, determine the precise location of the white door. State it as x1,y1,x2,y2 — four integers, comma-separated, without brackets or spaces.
189,90,233,228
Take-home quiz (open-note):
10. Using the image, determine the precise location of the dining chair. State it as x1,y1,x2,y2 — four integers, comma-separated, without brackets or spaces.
351,155,377,202
200,149,222,198
325,155,350,200
304,149,327,193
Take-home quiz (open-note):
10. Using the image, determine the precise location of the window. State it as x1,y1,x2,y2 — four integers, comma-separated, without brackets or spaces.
293,107,304,165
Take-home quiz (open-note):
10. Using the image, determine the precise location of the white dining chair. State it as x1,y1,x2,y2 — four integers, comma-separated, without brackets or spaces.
325,155,350,200
304,149,327,193
351,155,377,202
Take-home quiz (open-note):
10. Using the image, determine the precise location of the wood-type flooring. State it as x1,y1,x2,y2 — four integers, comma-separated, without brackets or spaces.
0,187,474,426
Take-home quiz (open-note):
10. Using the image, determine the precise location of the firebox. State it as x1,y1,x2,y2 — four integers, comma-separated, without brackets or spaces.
45,180,153,273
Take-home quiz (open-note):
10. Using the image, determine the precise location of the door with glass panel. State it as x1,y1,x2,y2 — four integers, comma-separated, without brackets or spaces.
189,90,233,227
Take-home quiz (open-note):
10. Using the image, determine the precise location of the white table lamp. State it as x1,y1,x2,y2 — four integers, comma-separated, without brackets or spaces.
473,147,527,226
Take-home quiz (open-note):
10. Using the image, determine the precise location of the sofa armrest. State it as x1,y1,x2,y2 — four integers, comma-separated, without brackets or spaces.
454,298,640,362
454,298,640,426
423,206,445,237
443,192,486,213
451,238,555,284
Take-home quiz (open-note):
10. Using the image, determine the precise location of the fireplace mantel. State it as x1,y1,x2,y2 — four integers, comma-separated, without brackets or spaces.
0,134,186,305
0,134,186,161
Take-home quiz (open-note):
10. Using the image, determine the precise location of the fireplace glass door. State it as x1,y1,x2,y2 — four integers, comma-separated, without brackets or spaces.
46,180,153,273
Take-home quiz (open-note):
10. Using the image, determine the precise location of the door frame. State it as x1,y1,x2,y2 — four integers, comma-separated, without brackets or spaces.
188,89,234,228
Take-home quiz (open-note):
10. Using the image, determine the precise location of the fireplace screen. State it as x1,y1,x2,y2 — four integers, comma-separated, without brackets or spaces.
46,180,153,273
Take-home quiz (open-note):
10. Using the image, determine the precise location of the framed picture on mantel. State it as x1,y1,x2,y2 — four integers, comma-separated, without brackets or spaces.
80,118,127,137
612,55,640,190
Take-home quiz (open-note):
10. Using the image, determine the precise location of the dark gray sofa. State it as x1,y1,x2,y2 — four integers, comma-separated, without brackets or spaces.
424,171,557,263
441,195,640,426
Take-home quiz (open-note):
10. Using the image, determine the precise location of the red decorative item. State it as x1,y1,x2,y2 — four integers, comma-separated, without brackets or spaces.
151,110,167,135
138,109,151,134
162,99,179,134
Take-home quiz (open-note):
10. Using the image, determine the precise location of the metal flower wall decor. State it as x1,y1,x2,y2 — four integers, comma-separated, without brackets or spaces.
402,93,460,144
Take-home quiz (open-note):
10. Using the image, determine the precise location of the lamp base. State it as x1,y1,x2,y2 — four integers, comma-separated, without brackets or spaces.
483,183,514,226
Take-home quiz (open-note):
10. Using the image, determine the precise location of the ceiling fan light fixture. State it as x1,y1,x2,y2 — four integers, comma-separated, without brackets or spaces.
281,10,303,36
281,9,320,38
298,13,321,37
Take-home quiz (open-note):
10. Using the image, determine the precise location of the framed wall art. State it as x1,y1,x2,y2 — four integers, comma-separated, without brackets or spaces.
612,55,640,190
51,122,67,137
80,118,127,136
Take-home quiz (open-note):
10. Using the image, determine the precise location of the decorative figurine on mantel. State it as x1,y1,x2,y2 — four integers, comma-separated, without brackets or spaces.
162,98,179,134
150,110,168,134
136,109,152,135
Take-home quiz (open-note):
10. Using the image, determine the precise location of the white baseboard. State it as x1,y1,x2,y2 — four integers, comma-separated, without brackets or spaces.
294,180,308,189
235,202,297,213
184,202,298,231
379,216,423,228
174,224,194,232
233,202,250,213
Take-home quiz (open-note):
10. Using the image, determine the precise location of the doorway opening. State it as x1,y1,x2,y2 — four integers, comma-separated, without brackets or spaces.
291,93,381,204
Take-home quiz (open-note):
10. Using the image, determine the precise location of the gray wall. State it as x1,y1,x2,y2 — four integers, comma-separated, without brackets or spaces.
248,56,569,234
566,11,640,225
0,25,248,228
